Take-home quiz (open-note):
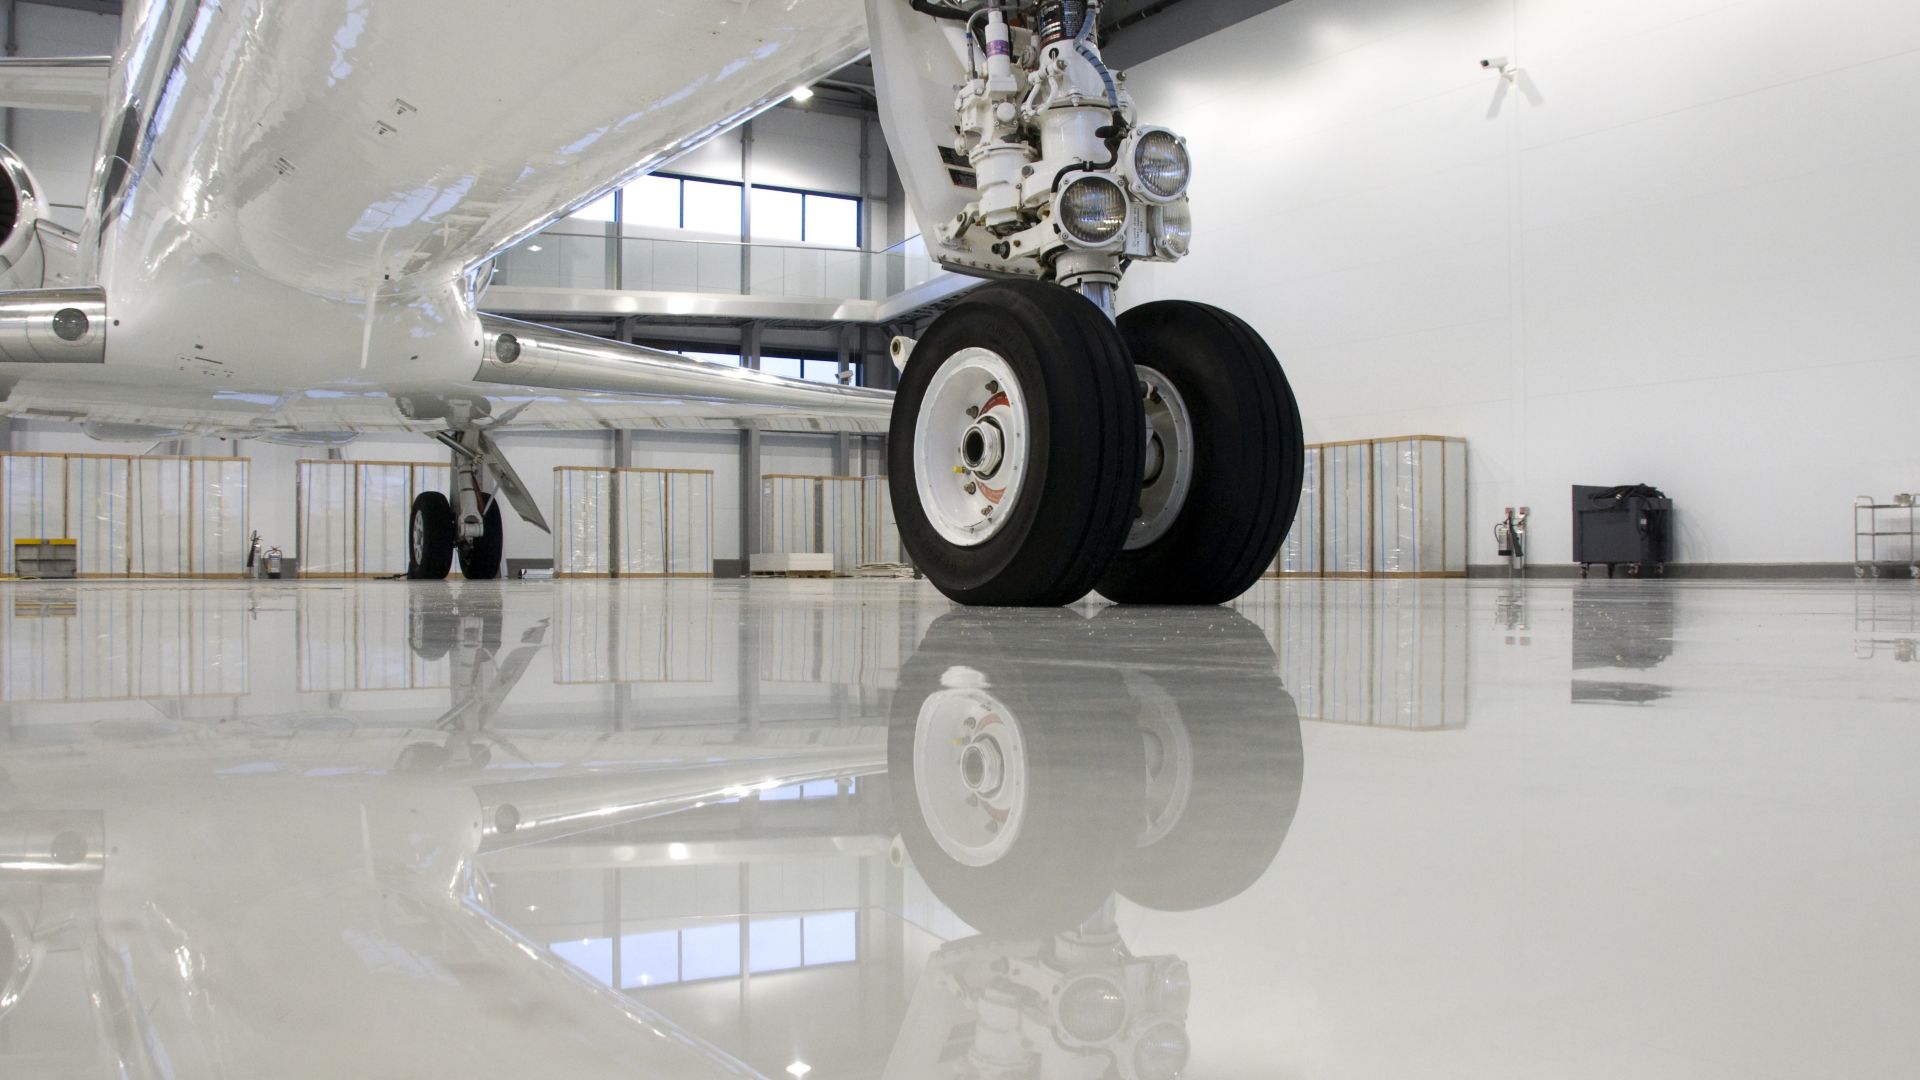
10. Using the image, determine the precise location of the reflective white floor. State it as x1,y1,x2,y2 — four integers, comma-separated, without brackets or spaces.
1,577,1916,1078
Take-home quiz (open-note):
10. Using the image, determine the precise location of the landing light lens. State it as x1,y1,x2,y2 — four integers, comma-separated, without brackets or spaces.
1132,1021,1192,1080
1058,975,1128,1042
1149,202,1191,258
1060,175,1128,246
1133,130,1191,201
51,307,89,342
495,334,521,364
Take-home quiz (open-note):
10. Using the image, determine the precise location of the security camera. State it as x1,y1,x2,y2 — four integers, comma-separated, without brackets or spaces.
1479,56,1509,71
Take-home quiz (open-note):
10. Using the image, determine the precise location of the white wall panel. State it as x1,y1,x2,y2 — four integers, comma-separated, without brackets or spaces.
67,457,130,576
298,461,356,575
3,455,67,574
1126,0,1920,564
130,459,190,576
192,459,251,575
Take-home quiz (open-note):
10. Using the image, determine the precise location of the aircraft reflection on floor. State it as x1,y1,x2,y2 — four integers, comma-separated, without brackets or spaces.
880,607,1302,1080
474,605,1303,1080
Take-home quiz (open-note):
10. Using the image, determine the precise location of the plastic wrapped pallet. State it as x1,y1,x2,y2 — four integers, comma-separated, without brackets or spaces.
297,460,356,575
67,455,130,577
664,470,713,576
191,458,249,575
616,468,715,577
759,475,818,556
3,453,68,575
1371,437,1466,576
356,462,413,576
1272,446,1322,575
1322,441,1371,576
862,476,902,565
618,469,668,576
553,466,614,576
131,457,191,576
824,476,862,572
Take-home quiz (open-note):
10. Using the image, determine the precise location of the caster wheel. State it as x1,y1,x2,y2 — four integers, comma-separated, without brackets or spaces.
889,282,1141,606
1579,565,1589,579
457,497,505,580
1096,301,1305,606
407,491,456,580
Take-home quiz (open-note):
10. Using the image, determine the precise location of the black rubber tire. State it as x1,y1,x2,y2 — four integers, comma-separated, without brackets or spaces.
407,491,456,581
1092,607,1304,912
1096,300,1305,605
457,498,505,580
888,281,1141,607
888,609,1145,937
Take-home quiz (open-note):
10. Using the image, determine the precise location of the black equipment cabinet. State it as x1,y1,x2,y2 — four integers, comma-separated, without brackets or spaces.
1572,484,1672,578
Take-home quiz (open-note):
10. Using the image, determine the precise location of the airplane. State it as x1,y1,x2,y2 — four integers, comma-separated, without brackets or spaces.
0,0,1304,606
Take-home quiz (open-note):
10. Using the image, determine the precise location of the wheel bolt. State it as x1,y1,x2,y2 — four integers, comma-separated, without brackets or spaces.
986,380,1000,393
965,482,977,494
982,505,993,515
966,405,980,418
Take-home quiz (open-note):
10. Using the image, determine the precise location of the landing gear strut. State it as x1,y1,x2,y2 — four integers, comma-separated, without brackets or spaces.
870,0,1304,606
408,419,546,581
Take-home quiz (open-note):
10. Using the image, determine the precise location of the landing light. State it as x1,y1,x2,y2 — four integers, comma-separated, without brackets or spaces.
789,85,815,102
786,1062,812,1077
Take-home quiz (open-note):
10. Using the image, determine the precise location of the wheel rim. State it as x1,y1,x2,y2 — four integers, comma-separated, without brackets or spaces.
913,348,1030,547
410,509,427,565
1125,365,1195,550
1130,675,1194,847
913,670,1029,867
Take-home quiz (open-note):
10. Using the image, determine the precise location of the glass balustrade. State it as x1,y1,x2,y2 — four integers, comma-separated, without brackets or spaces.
489,230,949,302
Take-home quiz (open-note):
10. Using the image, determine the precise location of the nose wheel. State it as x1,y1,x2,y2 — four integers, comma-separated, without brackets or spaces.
890,282,1142,606
1098,300,1305,605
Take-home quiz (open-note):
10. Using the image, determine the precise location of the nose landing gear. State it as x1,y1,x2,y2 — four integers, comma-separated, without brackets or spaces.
891,287,1304,607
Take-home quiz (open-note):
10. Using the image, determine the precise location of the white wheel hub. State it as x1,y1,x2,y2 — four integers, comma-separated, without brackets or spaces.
914,680,1029,867
914,348,1030,547
1126,365,1195,550
411,509,427,564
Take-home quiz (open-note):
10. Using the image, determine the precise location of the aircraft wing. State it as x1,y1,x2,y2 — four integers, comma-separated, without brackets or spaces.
0,56,110,112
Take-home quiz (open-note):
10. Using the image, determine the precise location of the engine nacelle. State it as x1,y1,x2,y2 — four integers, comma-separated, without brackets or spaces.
0,144,83,292
0,144,49,290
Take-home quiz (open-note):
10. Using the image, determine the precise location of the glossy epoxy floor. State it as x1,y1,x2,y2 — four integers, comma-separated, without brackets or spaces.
1,577,1916,1079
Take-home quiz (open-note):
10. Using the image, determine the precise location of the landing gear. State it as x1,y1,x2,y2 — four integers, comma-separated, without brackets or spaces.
1097,301,1305,605
891,286,1302,607
889,282,1141,607
408,492,456,580
457,497,504,580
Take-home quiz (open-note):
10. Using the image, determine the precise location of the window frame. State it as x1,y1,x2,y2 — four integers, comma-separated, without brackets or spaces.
623,172,862,248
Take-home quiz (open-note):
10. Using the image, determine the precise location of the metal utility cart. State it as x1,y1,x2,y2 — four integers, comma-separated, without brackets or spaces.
1854,496,1919,579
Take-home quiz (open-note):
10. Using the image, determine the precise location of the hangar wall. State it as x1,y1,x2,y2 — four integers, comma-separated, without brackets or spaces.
1122,0,1920,568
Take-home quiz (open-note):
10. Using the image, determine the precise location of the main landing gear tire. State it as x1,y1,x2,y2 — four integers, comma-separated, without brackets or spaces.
1097,300,1305,606
457,498,504,581
889,281,1142,607
407,491,456,581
